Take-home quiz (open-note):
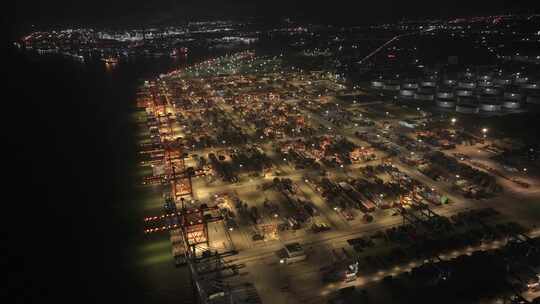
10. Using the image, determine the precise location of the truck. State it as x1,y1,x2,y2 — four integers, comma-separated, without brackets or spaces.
250,206,261,224
279,242,307,265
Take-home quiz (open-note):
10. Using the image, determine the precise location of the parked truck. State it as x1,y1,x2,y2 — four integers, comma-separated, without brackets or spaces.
279,242,307,265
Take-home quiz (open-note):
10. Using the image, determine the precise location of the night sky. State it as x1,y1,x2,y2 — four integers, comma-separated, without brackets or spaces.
9,0,540,30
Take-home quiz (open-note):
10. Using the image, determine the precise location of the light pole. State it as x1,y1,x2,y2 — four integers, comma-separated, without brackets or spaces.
482,128,488,138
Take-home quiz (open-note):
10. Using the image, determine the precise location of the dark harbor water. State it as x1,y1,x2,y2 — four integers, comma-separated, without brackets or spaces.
7,47,203,304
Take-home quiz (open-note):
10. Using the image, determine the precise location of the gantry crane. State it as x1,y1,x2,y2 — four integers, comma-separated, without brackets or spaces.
139,81,254,304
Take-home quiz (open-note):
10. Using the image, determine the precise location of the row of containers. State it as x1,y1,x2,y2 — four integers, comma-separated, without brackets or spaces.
370,71,540,113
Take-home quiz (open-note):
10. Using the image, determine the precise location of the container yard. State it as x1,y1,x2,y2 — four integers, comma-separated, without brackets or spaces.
135,50,540,304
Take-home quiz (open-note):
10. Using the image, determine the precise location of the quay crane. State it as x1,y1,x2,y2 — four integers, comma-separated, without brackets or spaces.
140,80,249,303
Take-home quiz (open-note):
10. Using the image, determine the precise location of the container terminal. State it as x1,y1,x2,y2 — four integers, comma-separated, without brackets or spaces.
136,50,540,304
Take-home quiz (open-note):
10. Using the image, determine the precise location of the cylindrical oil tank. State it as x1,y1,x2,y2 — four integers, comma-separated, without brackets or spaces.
478,80,494,88
457,96,477,104
503,91,522,101
455,89,474,97
526,94,540,105
494,77,512,86
420,78,437,88
514,76,529,85
417,86,435,94
442,79,457,86
480,101,502,112
520,82,539,90
456,103,479,114
436,99,456,108
401,81,419,90
462,70,475,78
371,80,384,89
399,89,415,98
436,90,454,99
502,100,521,109
458,80,476,89
414,92,435,101
424,74,439,81
478,74,492,82
420,80,436,88
482,87,501,95
382,80,400,91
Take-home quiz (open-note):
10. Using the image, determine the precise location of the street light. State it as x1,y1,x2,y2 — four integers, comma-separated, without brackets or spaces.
451,118,457,124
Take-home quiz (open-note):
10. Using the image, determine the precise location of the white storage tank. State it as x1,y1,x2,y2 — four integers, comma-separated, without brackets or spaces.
503,91,522,101
520,82,539,90
478,80,494,88
424,74,439,81
370,80,384,89
478,74,492,82
482,87,501,95
456,103,480,114
462,70,475,78
436,99,456,108
480,101,502,112
401,81,419,90
382,80,400,91
399,89,415,98
526,94,540,105
458,80,476,89
417,86,435,94
502,100,521,109
494,77,512,86
442,79,457,86
414,92,435,101
457,96,477,104
455,89,474,97
514,76,529,84
420,80,436,88
436,90,454,99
